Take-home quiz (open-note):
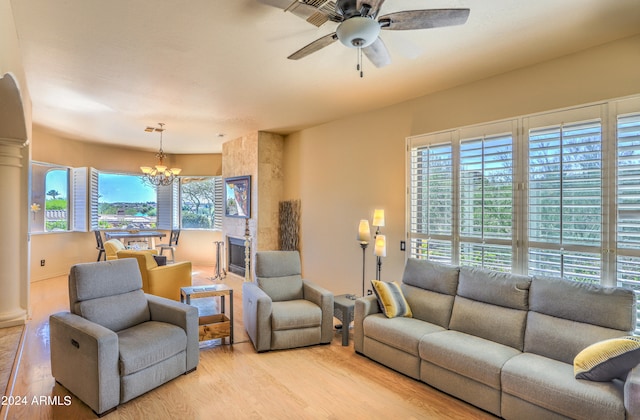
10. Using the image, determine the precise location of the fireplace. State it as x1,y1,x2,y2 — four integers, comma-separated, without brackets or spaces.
227,237,246,277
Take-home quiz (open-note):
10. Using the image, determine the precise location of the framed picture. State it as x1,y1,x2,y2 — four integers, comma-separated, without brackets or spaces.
224,175,251,218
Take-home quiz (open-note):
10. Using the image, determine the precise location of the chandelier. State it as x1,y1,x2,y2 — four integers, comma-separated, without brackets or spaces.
140,123,182,186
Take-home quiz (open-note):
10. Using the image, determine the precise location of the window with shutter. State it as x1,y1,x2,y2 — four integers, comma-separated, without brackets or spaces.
408,133,453,263
459,132,514,271
527,117,603,284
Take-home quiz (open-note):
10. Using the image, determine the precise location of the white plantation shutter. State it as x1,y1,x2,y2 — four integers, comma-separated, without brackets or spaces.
459,127,514,271
616,112,640,331
88,167,99,231
72,167,88,232
157,181,179,230
214,176,223,230
408,131,454,263
526,106,604,284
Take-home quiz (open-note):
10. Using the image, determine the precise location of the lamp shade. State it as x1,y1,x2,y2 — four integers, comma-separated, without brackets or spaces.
374,234,387,257
372,209,385,227
358,219,371,243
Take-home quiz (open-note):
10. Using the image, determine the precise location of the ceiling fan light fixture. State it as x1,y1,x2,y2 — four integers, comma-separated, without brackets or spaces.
336,17,380,48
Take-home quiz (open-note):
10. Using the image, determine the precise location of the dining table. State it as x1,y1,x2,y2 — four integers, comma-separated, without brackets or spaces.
104,230,167,249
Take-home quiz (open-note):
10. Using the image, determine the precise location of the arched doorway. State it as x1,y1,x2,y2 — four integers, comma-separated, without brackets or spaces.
0,72,29,327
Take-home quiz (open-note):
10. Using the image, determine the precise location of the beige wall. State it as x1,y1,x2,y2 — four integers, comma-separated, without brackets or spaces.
30,127,223,281
284,34,640,296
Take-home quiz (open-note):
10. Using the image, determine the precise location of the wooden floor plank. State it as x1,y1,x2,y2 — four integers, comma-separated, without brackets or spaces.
4,266,496,419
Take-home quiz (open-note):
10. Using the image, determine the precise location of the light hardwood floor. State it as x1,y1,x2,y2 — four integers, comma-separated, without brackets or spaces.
4,266,496,420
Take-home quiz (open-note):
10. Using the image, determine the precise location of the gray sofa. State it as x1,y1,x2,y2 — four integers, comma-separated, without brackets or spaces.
50,259,199,416
354,258,640,419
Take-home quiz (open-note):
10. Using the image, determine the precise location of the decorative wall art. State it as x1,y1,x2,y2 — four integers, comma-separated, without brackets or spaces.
224,175,251,218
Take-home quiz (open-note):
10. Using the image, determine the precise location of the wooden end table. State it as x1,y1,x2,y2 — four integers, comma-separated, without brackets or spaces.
180,284,233,344
334,294,356,346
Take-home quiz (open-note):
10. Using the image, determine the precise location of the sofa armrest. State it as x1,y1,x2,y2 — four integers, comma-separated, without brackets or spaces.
49,312,119,415
147,294,199,371
303,280,334,344
242,282,272,352
354,295,380,354
625,363,640,418
147,261,192,301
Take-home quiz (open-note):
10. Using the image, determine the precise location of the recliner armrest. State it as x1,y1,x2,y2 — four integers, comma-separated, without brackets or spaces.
354,295,380,353
625,363,640,418
146,294,199,371
49,312,120,415
242,282,272,352
303,280,334,344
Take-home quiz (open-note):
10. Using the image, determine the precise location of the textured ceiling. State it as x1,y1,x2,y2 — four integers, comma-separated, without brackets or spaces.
10,0,640,153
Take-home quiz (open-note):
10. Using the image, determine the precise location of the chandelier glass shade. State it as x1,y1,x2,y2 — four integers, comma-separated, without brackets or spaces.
140,123,181,186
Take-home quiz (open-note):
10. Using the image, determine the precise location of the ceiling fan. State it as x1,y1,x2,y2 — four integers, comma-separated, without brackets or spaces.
258,0,470,76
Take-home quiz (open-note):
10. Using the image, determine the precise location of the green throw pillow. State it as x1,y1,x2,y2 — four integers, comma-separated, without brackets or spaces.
574,336,640,381
371,280,412,319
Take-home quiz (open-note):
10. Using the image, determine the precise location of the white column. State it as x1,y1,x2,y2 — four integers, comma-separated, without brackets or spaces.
0,138,27,327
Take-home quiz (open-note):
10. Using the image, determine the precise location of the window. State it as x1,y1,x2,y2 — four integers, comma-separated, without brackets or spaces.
408,121,516,269
180,177,221,229
407,96,640,330
527,115,603,284
89,170,223,231
31,162,70,233
90,171,157,230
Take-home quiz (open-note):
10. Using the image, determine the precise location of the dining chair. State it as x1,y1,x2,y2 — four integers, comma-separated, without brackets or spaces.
156,229,180,264
94,230,106,261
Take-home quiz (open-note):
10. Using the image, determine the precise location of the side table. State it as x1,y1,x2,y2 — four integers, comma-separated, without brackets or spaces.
180,284,234,344
334,294,356,346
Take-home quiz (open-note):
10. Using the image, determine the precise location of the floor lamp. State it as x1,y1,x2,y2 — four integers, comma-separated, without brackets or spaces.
372,209,385,280
357,219,371,297
375,234,386,281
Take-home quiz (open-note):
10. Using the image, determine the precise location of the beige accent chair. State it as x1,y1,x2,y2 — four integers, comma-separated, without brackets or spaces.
117,250,192,301
49,259,199,416
104,238,126,260
242,251,333,352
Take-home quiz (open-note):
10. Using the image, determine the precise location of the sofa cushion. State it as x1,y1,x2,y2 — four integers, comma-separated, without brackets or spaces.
401,284,455,328
419,330,521,389
449,296,528,350
530,275,636,331
502,352,625,420
363,314,444,356
117,321,187,376
402,258,459,296
458,266,531,310
574,336,640,381
524,311,630,365
271,300,321,331
371,280,412,318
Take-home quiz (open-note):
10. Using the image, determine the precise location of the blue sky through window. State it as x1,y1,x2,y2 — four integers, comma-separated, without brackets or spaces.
98,173,156,203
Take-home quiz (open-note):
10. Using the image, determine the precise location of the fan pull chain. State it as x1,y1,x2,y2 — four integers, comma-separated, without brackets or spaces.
357,48,364,78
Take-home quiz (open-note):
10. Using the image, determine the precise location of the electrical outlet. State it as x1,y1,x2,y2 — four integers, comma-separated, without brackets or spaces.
400,240,406,251
367,289,373,296
40,259,45,267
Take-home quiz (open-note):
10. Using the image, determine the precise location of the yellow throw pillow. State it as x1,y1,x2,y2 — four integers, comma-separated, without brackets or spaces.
574,336,640,381
371,280,412,319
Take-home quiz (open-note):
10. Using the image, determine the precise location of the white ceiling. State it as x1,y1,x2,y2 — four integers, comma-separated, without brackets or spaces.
10,0,640,154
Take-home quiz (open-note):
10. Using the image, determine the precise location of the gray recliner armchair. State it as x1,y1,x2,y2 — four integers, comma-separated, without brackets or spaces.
243,251,334,352
49,259,199,416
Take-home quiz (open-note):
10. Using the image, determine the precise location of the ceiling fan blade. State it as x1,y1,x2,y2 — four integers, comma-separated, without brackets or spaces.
357,0,386,18
257,0,338,26
379,9,470,31
362,37,391,68
288,32,338,60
